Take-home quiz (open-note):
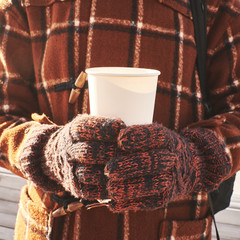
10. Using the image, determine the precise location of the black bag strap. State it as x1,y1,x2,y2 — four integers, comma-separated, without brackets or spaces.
189,1,220,239
190,0,210,116
208,192,221,240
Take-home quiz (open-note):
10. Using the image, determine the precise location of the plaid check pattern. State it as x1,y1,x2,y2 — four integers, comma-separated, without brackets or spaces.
1,0,240,239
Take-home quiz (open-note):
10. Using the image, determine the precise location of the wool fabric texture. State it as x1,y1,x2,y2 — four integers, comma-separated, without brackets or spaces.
20,114,125,199
106,124,231,212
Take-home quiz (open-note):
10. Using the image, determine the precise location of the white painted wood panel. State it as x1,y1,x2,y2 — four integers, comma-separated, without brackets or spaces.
0,167,26,240
0,226,14,240
0,187,21,203
0,169,26,190
0,213,16,229
0,199,18,216
212,223,240,240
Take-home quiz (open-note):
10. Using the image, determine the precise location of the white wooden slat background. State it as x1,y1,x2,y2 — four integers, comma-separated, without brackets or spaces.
0,168,26,240
0,167,240,240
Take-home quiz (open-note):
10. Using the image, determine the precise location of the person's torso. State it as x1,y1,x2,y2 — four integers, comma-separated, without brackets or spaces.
24,0,209,130
18,0,228,239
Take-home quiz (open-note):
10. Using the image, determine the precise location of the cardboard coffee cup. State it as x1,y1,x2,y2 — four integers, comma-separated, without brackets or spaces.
86,67,160,126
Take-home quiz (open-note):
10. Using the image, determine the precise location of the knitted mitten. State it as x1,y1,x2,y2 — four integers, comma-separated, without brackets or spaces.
105,124,231,212
20,114,125,200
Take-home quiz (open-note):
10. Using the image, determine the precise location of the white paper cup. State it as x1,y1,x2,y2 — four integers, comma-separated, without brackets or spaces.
86,67,160,126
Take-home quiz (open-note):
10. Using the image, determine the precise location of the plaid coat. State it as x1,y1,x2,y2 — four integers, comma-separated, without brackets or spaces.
1,0,240,239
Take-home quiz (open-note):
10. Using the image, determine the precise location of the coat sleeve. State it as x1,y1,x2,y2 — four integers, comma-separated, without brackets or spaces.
189,3,240,177
0,1,40,178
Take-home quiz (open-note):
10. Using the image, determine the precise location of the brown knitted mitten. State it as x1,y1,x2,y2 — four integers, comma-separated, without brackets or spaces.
105,124,231,212
20,114,125,200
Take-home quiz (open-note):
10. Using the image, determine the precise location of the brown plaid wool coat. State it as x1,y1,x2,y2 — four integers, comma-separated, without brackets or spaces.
1,0,240,239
